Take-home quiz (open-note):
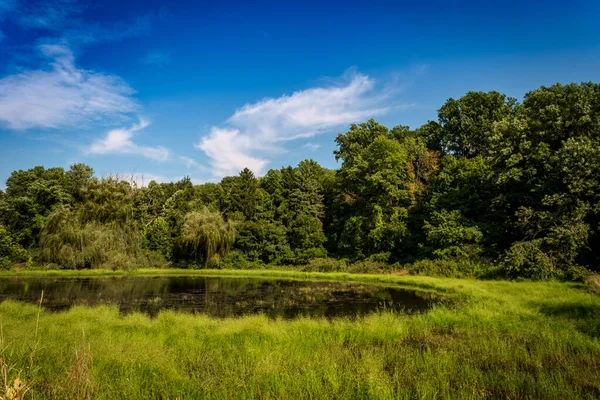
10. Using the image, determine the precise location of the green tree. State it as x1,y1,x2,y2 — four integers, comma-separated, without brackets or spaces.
334,120,412,259
0,225,28,269
0,166,74,246
424,91,516,157
221,168,262,221
38,205,146,270
488,82,600,272
234,219,293,264
143,217,173,259
422,210,483,260
181,208,236,266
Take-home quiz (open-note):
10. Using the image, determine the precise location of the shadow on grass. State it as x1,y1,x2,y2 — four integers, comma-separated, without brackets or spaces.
539,303,600,338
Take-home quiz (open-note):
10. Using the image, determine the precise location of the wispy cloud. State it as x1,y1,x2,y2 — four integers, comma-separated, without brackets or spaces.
302,142,320,151
142,51,171,66
88,118,170,161
0,44,138,130
196,71,391,178
8,0,151,46
63,15,152,46
179,156,210,171
15,0,81,31
180,156,199,169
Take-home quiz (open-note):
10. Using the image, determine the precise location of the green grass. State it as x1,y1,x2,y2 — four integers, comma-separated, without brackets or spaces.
1,270,599,399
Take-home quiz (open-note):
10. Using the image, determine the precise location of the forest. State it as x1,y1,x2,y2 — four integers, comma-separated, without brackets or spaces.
1,82,599,280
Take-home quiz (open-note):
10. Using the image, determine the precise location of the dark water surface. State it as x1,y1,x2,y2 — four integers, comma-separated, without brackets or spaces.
0,276,439,318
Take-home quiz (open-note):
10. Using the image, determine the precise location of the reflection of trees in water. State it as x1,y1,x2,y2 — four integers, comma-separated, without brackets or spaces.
0,277,438,318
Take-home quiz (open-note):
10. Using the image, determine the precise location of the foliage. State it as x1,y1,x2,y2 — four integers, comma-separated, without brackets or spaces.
38,206,146,270
234,220,293,265
0,225,28,270
181,208,236,267
334,120,413,259
300,258,347,272
1,81,599,279
500,240,557,280
422,90,516,157
143,217,173,259
422,209,483,260
406,258,493,278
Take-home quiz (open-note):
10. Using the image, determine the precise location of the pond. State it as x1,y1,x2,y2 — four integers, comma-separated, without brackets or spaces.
0,276,440,319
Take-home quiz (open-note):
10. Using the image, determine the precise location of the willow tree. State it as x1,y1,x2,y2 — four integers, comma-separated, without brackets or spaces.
181,208,236,266
38,205,146,270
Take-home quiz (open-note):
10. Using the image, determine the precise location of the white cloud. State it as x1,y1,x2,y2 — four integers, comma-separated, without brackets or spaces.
196,71,390,178
178,156,210,172
0,44,138,130
88,118,170,161
302,142,320,151
196,127,267,177
179,156,198,169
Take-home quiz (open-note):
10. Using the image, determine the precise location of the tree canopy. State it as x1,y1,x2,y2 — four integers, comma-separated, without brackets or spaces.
1,81,598,279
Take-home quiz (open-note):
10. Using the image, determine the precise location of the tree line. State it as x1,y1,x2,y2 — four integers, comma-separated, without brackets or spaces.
1,82,599,279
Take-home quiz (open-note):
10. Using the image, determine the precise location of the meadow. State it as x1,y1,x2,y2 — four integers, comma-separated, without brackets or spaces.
1,270,599,399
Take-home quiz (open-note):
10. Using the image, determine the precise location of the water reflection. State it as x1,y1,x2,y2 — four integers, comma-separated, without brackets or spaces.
0,276,439,319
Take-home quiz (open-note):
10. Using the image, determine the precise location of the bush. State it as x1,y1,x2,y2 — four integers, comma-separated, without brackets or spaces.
293,247,328,265
221,250,265,270
101,251,138,271
346,260,390,274
406,258,492,278
563,264,591,282
143,250,170,269
0,257,11,270
366,252,391,263
301,258,346,272
500,240,556,280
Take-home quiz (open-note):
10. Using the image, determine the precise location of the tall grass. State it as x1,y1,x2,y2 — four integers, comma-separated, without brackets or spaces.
0,273,599,398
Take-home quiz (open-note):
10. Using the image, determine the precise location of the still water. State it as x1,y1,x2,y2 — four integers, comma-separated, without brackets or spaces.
0,276,439,318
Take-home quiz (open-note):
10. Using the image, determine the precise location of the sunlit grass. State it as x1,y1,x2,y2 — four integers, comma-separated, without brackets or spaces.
0,271,599,398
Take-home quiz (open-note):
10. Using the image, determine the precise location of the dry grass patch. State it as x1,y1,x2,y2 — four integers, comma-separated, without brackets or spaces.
586,274,600,295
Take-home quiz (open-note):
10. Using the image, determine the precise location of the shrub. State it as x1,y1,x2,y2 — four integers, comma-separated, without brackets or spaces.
500,240,556,280
346,260,389,274
366,252,391,263
406,258,492,278
301,258,346,272
221,250,265,270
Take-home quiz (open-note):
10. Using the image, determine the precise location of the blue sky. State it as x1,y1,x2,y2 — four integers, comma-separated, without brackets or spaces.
0,0,599,187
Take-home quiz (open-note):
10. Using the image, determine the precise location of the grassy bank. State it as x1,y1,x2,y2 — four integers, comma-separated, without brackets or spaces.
0,268,457,293
0,272,599,399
